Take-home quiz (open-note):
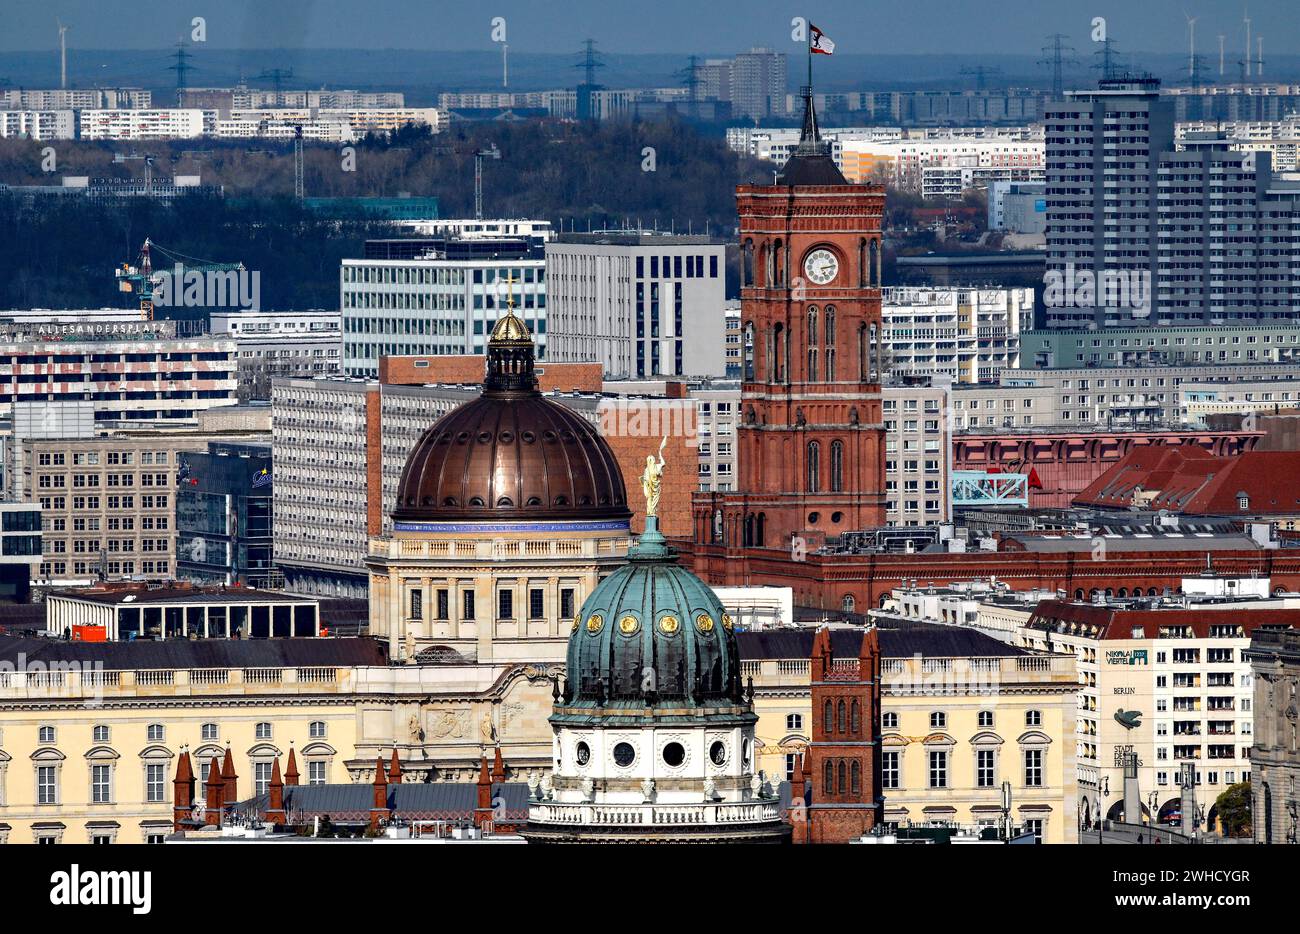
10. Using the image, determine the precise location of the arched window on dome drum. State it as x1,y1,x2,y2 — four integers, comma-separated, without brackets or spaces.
830,441,844,492
837,699,847,733
807,441,820,493
837,759,847,794
824,699,834,734
851,699,861,733
851,760,862,795
823,760,834,794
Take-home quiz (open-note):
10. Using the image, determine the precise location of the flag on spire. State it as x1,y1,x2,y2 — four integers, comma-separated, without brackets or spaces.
810,23,835,55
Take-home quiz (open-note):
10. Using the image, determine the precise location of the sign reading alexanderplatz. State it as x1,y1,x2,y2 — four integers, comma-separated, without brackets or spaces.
0,320,178,342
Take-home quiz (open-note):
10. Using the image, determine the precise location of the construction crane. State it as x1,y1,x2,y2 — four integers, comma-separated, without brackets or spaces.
115,239,245,325
112,152,156,195
474,144,499,220
293,124,304,201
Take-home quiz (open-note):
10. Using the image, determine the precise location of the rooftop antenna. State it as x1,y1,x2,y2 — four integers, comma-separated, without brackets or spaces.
57,19,68,89
1038,33,1078,99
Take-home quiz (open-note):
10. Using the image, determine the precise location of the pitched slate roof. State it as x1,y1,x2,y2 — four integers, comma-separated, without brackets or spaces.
236,782,531,822
0,635,388,670
736,620,1025,661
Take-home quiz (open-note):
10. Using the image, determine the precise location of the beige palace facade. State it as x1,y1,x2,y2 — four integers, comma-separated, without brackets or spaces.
739,621,1080,843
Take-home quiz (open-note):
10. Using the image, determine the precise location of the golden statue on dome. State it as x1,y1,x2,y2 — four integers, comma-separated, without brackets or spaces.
641,436,667,518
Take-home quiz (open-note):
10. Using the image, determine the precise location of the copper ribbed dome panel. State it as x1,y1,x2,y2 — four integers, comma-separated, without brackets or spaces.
393,394,630,524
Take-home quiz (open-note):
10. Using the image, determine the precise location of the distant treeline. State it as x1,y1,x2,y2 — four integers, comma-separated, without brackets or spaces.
0,119,768,309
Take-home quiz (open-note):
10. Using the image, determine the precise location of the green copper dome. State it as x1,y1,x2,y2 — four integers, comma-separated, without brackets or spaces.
558,517,747,719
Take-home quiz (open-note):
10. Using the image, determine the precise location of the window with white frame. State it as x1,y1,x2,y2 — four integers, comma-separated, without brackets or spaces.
36,765,59,804
1024,748,1044,787
928,749,948,788
93,725,110,743
882,750,900,789
91,764,113,804
256,722,272,740
146,724,165,742
254,761,273,796
201,723,218,741
785,714,803,731
310,721,327,739
38,726,56,745
308,761,327,785
146,763,166,803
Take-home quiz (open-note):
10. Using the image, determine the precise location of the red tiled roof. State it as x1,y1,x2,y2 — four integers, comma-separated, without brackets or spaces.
1074,447,1300,516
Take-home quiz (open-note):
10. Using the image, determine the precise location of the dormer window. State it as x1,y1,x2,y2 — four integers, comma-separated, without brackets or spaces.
1237,492,1250,511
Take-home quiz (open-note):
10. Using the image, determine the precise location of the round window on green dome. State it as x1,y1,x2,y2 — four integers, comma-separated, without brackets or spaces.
613,742,636,767
662,742,685,768
575,742,591,766
709,741,727,766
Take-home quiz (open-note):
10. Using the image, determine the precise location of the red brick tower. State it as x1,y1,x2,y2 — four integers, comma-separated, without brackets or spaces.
696,90,886,553
172,745,195,831
806,627,882,843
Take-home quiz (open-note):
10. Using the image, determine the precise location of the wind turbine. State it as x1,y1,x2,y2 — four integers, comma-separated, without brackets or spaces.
1183,12,1198,81
1243,6,1252,79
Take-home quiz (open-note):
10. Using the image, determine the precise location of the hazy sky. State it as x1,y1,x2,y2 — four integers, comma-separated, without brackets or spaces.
3,0,1298,56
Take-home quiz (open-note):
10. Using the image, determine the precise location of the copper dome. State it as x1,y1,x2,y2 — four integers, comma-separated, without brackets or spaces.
392,311,630,526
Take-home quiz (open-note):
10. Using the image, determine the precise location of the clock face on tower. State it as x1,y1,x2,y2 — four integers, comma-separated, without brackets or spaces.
803,248,839,285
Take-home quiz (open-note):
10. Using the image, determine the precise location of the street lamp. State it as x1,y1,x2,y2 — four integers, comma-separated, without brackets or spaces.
1098,775,1110,845
1001,780,1012,842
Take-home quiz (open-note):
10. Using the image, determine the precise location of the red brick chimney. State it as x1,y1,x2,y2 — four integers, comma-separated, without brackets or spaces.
204,757,223,827
388,748,402,784
284,743,300,786
369,756,390,830
473,755,493,829
220,742,238,806
491,745,505,785
172,745,195,831
264,756,286,826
